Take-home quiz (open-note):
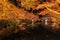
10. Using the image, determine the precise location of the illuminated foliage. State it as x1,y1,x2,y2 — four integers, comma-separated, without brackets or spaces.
17,0,39,10
0,0,60,36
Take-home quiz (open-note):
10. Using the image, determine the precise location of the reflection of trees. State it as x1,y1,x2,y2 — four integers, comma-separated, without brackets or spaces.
17,19,40,30
0,19,41,36
40,15,60,31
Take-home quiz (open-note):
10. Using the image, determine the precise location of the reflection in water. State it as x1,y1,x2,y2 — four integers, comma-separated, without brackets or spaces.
0,17,60,40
